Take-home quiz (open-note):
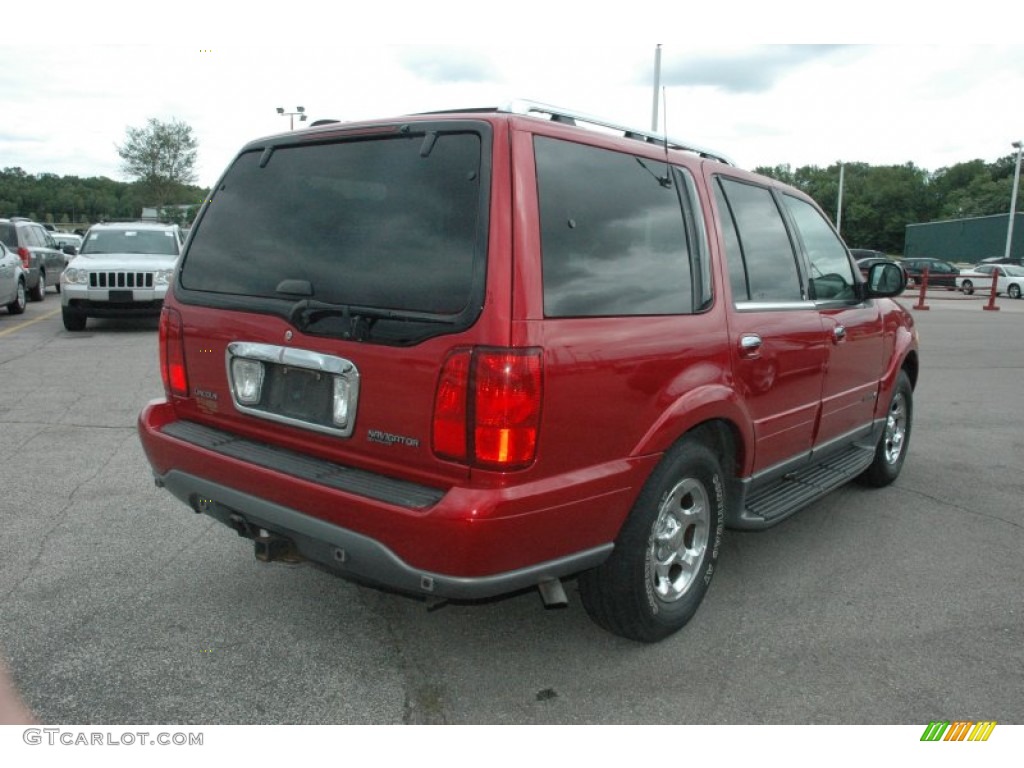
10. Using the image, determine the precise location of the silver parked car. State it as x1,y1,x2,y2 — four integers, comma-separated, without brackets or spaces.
60,221,183,331
0,217,67,300
0,241,28,315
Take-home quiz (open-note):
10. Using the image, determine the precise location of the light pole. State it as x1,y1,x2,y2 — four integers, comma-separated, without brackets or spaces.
276,106,307,130
836,162,845,235
651,44,662,132
1004,140,1022,262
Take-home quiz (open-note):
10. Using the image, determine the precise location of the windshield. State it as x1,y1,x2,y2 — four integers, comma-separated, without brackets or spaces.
180,128,486,316
82,229,179,256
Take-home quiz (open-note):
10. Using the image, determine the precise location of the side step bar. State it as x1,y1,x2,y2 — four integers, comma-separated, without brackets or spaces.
733,444,876,529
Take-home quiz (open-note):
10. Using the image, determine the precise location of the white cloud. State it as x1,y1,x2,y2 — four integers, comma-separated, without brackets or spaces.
1,42,1022,188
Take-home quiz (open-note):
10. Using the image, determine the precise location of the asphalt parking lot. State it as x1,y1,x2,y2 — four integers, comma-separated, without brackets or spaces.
0,287,1021,725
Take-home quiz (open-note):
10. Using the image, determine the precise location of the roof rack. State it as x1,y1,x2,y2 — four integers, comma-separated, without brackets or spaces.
94,219,180,226
499,99,735,166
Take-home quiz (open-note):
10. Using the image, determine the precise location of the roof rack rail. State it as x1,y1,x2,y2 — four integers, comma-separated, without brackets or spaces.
500,99,735,166
94,218,181,226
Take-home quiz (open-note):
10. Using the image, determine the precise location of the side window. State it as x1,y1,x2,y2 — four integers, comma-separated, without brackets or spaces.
535,136,697,317
713,181,750,302
24,226,44,248
39,228,57,249
715,177,803,303
782,194,856,301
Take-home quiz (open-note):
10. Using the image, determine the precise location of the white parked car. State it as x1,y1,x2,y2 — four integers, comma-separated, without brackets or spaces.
0,241,27,315
60,221,183,331
957,264,1024,299
52,232,84,260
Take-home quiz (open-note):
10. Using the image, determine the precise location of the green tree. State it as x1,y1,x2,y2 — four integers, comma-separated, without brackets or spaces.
157,203,202,227
931,155,1019,219
116,118,198,206
757,161,933,253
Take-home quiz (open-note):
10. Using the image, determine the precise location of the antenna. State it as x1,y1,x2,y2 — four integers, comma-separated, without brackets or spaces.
659,87,671,188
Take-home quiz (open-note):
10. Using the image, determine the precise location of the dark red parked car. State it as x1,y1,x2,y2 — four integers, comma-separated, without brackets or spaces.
900,257,959,289
138,101,918,642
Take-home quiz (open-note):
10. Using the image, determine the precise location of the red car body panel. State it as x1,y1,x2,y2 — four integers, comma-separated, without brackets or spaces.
136,107,918,601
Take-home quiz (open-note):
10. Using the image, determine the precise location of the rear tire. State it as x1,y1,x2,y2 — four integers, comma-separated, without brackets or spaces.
579,440,725,643
1009,283,1022,299
29,271,46,301
858,370,913,487
961,280,973,295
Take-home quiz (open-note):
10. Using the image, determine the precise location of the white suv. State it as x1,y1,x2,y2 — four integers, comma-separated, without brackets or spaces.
61,221,182,331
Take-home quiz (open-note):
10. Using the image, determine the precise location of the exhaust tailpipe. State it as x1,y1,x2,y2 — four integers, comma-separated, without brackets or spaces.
538,578,568,609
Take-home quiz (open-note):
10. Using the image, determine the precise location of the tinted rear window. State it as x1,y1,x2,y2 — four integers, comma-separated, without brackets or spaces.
181,130,486,316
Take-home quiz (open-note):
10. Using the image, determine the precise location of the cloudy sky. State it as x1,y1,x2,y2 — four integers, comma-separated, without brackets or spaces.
2,9,1022,189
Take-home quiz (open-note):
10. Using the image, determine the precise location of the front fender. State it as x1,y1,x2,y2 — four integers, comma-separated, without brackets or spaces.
875,315,919,417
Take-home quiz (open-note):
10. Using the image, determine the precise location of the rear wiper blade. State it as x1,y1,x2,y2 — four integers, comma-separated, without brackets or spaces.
288,299,456,340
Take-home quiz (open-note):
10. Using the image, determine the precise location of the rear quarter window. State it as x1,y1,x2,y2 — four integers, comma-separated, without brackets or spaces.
535,136,700,317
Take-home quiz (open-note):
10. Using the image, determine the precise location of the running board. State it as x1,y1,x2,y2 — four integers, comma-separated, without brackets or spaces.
733,444,875,529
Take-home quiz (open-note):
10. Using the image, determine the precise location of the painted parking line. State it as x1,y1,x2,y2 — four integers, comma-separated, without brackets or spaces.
0,307,61,338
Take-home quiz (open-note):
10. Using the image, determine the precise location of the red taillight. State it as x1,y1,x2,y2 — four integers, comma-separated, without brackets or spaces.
159,307,189,398
433,348,542,470
433,351,471,461
474,351,542,468
17,247,31,270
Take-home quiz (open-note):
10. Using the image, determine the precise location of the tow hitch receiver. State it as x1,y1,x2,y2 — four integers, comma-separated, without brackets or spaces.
223,511,304,565
253,530,304,565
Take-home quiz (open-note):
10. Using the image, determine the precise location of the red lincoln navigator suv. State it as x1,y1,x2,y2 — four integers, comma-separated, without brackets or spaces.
138,101,917,642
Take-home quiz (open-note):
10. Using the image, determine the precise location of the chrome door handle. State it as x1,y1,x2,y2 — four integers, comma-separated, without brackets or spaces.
739,334,762,358
833,325,847,343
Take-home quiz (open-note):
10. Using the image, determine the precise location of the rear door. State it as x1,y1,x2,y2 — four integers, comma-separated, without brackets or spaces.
712,175,828,475
0,243,17,304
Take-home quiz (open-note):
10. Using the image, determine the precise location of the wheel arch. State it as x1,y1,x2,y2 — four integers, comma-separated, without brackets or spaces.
630,384,752,477
901,348,919,390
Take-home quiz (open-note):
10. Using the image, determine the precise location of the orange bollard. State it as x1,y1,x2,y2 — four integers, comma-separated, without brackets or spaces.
913,266,930,310
983,268,1000,311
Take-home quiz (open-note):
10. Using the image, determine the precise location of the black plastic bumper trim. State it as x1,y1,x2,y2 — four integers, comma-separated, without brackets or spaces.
158,469,613,600
161,420,444,510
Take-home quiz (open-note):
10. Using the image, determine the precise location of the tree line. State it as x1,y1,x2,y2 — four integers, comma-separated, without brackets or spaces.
755,154,1020,254
0,167,208,229
0,117,207,230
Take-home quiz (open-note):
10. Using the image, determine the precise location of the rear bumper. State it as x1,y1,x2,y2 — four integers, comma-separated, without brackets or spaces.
157,468,611,600
138,399,654,600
